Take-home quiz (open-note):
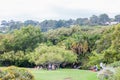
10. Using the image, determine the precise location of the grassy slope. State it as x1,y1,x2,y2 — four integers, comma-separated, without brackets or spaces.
31,69,98,80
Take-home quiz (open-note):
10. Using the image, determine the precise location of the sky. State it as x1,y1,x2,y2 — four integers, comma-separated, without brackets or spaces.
0,0,120,22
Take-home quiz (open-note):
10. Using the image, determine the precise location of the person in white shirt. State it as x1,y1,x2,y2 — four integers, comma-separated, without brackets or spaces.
100,62,104,69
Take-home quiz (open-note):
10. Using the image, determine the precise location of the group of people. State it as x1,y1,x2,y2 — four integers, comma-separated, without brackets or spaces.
34,66,43,70
93,62,105,72
34,64,58,70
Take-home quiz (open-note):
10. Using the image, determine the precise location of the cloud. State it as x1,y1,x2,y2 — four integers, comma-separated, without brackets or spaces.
0,0,120,21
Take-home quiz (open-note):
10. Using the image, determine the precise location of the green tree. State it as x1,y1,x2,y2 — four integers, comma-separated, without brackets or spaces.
28,44,77,66
99,14,110,25
90,15,99,26
89,24,120,65
13,26,42,52
44,25,81,45
0,34,14,52
75,18,89,25
115,14,120,22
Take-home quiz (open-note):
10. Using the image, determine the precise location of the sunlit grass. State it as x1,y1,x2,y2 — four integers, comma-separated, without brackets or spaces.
31,69,98,80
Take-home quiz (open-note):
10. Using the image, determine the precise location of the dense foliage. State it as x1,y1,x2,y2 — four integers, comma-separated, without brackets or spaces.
89,24,120,66
0,26,42,53
28,44,77,65
0,23,119,69
108,61,120,68
0,66,34,80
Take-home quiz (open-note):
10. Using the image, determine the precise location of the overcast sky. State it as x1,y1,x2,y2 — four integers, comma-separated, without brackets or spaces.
0,0,120,22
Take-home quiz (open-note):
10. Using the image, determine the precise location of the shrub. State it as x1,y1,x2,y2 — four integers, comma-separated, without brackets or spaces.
97,67,115,80
97,67,120,80
113,67,120,80
0,66,34,80
108,61,120,68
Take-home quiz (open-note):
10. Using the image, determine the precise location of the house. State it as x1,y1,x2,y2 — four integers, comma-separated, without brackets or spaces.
105,21,118,25
110,22,118,25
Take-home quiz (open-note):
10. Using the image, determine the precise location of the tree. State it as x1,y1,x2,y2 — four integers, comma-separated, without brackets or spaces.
0,34,14,52
9,20,18,30
1,20,8,26
89,24,120,65
115,15,120,22
0,51,31,67
44,25,81,45
75,18,89,25
56,20,66,28
40,20,57,31
90,15,99,26
29,44,77,67
64,19,75,26
24,20,39,26
99,14,110,25
13,26,42,52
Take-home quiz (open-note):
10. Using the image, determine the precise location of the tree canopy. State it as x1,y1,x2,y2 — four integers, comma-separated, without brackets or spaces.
29,44,77,65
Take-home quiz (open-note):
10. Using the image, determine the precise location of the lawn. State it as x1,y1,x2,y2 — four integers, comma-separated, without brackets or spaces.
31,69,98,80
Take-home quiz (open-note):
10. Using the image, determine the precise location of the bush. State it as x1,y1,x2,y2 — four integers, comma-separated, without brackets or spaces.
97,67,120,80
0,51,35,67
97,67,115,80
113,67,120,80
108,61,120,68
0,66,34,80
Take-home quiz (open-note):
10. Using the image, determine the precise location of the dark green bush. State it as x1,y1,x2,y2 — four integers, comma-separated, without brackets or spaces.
0,66,34,80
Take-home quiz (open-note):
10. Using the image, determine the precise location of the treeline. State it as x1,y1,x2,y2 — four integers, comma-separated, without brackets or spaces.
0,24,120,69
1,13,120,32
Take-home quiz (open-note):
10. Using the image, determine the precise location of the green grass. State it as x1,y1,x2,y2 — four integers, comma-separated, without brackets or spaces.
0,67,98,80
31,69,98,80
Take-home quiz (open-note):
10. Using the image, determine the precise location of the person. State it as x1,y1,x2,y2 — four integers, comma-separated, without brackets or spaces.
100,62,104,69
52,64,55,70
36,66,40,69
48,64,52,70
95,65,98,71
93,65,98,72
